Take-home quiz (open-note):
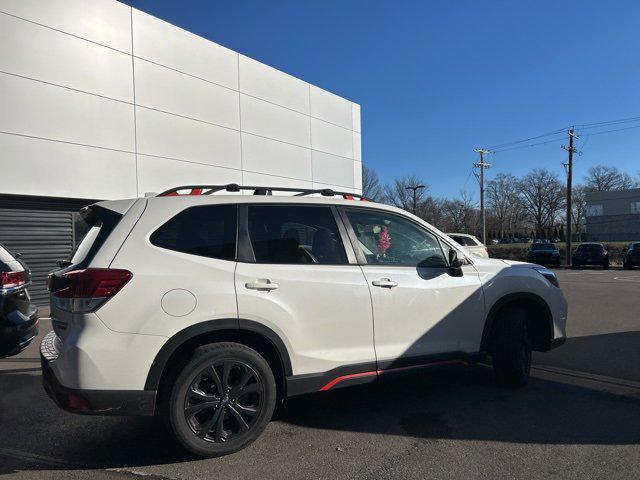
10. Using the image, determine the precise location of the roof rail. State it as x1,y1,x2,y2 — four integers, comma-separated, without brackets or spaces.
157,184,370,201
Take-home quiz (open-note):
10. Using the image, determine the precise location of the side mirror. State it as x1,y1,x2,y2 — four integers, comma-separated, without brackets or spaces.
56,259,72,268
448,249,464,277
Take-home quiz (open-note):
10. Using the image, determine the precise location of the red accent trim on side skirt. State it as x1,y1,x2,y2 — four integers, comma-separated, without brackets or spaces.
319,371,377,391
319,360,468,391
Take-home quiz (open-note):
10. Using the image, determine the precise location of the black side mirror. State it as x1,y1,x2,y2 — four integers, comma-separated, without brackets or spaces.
56,259,72,268
448,249,464,277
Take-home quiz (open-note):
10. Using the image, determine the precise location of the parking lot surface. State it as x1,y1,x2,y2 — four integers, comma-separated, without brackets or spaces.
1,268,640,479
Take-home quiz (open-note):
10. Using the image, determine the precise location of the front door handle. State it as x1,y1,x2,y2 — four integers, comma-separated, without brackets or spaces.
372,278,398,288
245,279,279,291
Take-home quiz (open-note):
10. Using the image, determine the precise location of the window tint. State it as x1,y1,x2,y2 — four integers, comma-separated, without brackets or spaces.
247,205,347,265
151,205,237,260
345,208,448,267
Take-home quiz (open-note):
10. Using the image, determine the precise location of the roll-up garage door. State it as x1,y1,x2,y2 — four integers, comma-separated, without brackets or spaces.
0,196,94,306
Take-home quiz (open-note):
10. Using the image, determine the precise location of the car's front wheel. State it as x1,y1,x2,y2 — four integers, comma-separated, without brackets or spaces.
490,306,531,387
160,342,276,457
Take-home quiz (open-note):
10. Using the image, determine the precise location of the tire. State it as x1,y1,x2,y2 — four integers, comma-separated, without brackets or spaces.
603,261,610,270
159,342,276,457
490,306,532,387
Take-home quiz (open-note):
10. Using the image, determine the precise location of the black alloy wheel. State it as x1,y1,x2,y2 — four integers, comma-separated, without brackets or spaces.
184,360,263,443
162,342,276,457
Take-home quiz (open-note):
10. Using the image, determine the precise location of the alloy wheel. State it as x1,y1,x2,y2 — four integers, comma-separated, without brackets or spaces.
184,360,264,443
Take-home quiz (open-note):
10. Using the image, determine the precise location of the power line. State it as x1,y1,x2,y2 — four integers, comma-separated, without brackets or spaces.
484,113,640,153
574,115,640,128
492,135,567,153
485,127,568,150
579,123,640,137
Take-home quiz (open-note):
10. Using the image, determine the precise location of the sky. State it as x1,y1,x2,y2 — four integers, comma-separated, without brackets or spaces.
122,0,640,200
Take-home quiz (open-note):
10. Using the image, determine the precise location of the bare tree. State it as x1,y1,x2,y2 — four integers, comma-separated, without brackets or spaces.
441,190,479,234
361,165,382,201
584,165,636,191
486,173,520,239
382,174,428,211
417,196,446,228
571,184,587,241
518,169,565,238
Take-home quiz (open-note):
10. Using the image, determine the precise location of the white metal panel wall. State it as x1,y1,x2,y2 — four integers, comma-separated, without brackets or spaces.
0,0,362,199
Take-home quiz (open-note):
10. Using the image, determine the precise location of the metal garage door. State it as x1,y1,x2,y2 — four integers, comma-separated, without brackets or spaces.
0,208,74,305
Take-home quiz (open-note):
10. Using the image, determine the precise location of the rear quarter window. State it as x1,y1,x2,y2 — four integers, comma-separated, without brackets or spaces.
151,204,237,260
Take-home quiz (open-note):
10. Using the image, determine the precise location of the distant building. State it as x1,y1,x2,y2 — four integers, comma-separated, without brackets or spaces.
585,188,640,241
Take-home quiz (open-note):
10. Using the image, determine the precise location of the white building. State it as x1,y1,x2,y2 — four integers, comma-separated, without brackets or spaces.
0,0,362,303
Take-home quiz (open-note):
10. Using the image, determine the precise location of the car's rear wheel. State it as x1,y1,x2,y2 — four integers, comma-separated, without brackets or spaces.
160,342,276,457
603,261,610,270
490,306,531,387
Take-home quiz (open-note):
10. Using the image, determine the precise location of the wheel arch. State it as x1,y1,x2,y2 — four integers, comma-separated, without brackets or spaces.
480,292,554,353
145,319,293,398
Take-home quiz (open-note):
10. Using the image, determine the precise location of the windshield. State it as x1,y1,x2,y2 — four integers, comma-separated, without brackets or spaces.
577,244,603,252
531,243,555,251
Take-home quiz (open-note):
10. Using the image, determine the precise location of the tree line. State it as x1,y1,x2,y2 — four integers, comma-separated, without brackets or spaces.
362,165,640,241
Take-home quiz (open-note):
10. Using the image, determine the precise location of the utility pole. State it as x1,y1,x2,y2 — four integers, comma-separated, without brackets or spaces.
562,128,578,267
474,148,492,245
405,184,425,214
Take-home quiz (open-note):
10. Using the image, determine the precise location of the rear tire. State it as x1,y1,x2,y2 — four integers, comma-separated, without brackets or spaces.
490,306,532,387
159,342,276,457
603,261,610,270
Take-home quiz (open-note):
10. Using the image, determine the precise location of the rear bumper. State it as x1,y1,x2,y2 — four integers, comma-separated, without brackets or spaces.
40,331,156,416
0,309,38,358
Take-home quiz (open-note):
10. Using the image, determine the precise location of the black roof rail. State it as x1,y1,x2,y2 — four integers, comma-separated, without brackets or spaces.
157,184,370,201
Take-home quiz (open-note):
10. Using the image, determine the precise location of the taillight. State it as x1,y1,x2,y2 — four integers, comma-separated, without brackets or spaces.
1,271,26,289
52,268,132,313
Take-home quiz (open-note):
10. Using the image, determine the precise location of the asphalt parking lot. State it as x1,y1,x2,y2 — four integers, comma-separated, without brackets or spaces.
2,268,640,479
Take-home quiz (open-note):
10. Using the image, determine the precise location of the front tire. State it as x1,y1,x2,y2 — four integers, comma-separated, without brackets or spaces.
490,306,532,387
160,342,276,457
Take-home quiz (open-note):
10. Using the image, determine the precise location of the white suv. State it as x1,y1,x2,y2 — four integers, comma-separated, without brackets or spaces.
41,184,567,457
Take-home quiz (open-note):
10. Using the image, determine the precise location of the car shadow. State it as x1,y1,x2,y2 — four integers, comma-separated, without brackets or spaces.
533,331,640,382
2,362,640,475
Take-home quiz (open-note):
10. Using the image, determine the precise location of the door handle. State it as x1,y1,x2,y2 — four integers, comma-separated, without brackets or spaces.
372,278,398,288
245,279,279,291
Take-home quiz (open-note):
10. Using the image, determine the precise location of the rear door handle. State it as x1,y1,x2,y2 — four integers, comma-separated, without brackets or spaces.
245,279,279,291
371,278,398,288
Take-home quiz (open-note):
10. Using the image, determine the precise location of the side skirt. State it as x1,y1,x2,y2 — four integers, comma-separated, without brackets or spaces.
285,352,480,397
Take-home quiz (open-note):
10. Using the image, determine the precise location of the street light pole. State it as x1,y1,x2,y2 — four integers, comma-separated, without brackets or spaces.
405,184,425,215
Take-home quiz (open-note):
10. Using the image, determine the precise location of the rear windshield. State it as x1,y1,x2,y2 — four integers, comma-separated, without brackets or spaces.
531,243,555,251
65,206,123,268
450,235,479,247
577,244,603,252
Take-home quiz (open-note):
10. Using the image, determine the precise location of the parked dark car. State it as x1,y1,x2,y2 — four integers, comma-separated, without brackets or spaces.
623,242,640,269
527,242,561,267
0,243,38,358
572,243,609,269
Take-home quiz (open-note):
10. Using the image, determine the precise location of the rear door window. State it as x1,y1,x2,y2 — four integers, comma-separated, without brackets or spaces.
151,204,237,260
247,205,348,265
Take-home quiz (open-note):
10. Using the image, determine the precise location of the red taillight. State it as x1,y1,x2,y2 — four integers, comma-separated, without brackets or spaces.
1,271,26,289
55,268,132,299
52,269,132,313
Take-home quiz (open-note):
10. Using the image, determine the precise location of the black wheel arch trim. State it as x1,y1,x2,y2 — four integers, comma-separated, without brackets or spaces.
480,292,555,353
144,318,293,391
